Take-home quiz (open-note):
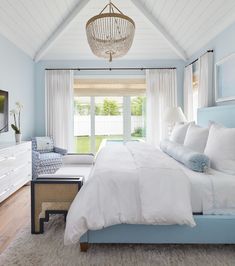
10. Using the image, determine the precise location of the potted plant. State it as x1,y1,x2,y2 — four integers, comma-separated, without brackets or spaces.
10,102,23,143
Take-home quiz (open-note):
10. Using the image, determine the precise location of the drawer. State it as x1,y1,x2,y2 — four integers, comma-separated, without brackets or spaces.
0,147,31,176
12,152,31,169
14,143,31,155
0,146,14,159
0,172,11,192
0,142,31,160
11,177,31,192
0,187,12,202
0,157,17,176
10,163,31,186
0,142,32,203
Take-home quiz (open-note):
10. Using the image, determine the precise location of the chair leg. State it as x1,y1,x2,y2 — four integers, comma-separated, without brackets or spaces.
80,243,89,252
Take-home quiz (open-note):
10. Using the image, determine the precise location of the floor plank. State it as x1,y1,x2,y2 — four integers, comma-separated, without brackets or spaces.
0,185,30,254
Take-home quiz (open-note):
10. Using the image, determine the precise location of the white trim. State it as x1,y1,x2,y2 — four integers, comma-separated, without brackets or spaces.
215,53,235,103
215,96,235,103
216,53,235,65
34,0,90,62
130,0,187,61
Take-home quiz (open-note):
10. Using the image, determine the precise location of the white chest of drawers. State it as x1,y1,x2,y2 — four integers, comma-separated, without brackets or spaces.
0,141,32,203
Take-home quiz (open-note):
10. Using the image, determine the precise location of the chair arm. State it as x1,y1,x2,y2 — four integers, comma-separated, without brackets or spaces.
32,150,40,160
54,147,68,155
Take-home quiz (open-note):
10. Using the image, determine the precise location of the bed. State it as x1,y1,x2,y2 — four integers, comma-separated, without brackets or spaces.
66,105,235,251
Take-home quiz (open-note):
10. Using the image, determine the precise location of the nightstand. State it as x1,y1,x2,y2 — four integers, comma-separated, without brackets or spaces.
31,177,83,234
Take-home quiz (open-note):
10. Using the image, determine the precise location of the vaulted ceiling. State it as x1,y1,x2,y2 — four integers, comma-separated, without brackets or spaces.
0,0,235,62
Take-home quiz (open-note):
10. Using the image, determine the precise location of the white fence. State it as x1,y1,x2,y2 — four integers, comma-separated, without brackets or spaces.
74,115,143,136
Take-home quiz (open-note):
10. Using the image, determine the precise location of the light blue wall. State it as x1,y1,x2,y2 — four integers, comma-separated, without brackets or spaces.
35,59,185,136
1,20,235,140
0,34,35,142
3,21,235,139
187,21,235,106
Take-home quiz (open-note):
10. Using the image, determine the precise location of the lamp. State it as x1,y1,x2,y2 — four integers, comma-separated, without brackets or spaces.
164,107,187,136
86,1,135,62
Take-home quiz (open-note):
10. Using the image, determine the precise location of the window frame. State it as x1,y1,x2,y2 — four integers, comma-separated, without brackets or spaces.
74,95,145,153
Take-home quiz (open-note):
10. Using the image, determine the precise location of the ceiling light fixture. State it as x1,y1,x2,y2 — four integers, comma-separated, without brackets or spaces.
86,0,135,62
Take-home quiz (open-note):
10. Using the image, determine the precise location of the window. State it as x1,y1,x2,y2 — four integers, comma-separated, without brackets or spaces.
95,96,123,150
131,96,146,140
73,77,146,153
74,97,91,153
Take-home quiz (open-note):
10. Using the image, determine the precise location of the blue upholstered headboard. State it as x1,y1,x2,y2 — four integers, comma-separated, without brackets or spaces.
197,105,235,128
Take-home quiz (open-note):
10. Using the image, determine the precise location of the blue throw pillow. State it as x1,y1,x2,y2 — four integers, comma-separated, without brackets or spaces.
160,139,210,172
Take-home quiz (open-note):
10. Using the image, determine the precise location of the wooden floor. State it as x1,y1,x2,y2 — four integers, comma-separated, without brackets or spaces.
0,185,30,254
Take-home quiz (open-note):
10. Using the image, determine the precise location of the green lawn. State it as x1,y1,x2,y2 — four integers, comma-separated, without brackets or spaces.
74,135,143,153
74,135,122,153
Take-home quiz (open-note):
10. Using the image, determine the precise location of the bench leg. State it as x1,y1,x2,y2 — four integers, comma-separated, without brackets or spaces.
64,213,67,222
80,243,89,252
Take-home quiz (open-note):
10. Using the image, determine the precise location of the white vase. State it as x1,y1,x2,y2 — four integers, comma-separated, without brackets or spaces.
15,133,22,143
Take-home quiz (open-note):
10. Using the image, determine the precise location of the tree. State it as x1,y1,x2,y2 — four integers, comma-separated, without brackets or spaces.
131,96,144,116
74,101,90,115
95,104,102,115
74,101,80,115
102,98,120,115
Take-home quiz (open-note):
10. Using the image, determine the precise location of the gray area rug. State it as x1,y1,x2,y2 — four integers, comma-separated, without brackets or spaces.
1,216,235,266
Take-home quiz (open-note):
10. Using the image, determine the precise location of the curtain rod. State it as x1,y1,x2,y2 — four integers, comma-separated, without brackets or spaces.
45,67,176,71
185,50,213,68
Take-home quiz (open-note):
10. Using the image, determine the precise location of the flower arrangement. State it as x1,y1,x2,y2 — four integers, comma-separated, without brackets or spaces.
10,102,23,134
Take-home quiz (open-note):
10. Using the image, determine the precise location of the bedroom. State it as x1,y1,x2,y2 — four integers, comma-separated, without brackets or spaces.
0,0,235,265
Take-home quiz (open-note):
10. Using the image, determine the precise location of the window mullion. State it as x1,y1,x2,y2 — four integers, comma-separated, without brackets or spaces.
123,96,131,141
90,97,96,153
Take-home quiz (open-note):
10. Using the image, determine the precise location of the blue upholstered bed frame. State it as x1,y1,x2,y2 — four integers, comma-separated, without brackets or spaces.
80,105,235,249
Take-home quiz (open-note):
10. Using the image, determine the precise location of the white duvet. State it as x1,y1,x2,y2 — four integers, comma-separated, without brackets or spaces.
64,142,195,245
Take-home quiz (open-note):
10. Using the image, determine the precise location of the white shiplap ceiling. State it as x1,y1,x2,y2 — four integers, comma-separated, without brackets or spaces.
0,0,235,61
0,0,80,58
143,0,235,57
43,0,180,61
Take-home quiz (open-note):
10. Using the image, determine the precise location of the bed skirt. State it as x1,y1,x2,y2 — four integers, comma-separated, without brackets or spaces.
79,215,235,250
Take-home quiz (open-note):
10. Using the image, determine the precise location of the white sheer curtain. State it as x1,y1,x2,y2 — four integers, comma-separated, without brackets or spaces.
45,70,74,151
183,64,193,121
146,69,177,147
198,52,213,107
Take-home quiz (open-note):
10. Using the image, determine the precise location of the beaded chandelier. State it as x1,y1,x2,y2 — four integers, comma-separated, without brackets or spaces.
86,1,135,62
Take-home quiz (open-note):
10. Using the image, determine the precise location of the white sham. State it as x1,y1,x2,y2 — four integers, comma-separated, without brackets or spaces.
204,123,235,174
184,124,209,153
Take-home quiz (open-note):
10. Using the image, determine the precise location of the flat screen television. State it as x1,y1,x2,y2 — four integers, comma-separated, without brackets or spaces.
0,90,8,133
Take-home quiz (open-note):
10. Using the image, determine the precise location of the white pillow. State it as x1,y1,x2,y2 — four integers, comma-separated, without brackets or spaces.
170,122,193,144
204,123,235,174
184,124,209,153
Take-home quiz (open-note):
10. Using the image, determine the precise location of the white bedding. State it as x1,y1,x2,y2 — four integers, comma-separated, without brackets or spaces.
162,151,235,214
64,142,195,245
64,142,235,245
184,166,235,214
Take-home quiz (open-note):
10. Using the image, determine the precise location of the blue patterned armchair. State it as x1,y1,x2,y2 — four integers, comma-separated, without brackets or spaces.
32,137,67,179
